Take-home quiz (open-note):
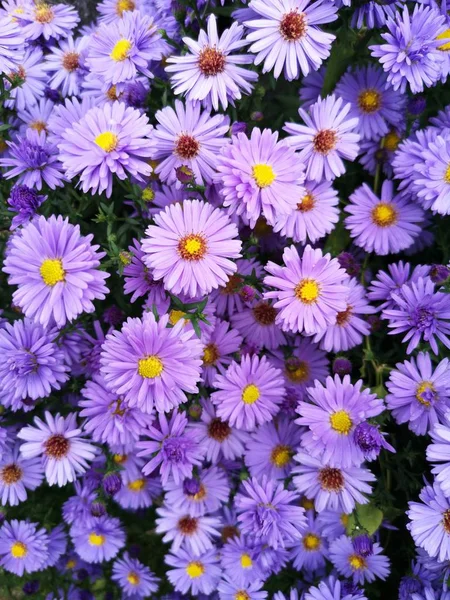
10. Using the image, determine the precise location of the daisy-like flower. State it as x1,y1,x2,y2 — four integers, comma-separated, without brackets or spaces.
273,178,339,243
137,411,204,485
3,215,109,328
211,354,285,431
87,10,166,85
17,97,54,135
112,553,160,598
367,261,430,312
151,100,230,187
313,277,376,352
165,14,257,111
244,0,337,80
291,512,328,573
0,129,65,191
370,4,448,94
386,352,450,436
245,416,303,481
70,515,125,563
335,65,406,141
100,312,203,414
0,318,68,403
156,506,221,556
96,0,148,23
284,94,360,181
264,244,349,335
141,199,242,298
211,257,263,318
43,35,89,97
79,374,154,448
427,419,450,498
22,1,79,40
218,577,268,600
47,96,96,147
0,520,49,576
215,127,306,228
330,535,390,584
166,547,221,596
62,482,96,525
5,46,46,111
58,101,154,197
297,375,384,467
231,300,287,350
44,525,68,568
221,535,265,587
114,467,161,510
293,452,375,513
345,180,424,255
201,319,243,387
304,575,367,600
407,482,450,562
0,444,43,506
414,134,450,216
0,15,24,74
392,128,438,197
382,277,450,354
17,411,97,487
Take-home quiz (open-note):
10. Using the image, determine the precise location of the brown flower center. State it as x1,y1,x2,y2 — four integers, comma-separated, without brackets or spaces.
279,10,307,41
285,358,310,383
178,516,199,535
0,463,22,485
313,129,337,154
35,2,54,23
175,134,200,159
207,418,231,442
44,434,70,459
252,302,276,325
222,525,239,542
203,343,220,366
297,192,315,212
318,467,344,492
221,273,243,295
62,52,80,72
198,46,226,76
336,305,353,326
443,509,450,534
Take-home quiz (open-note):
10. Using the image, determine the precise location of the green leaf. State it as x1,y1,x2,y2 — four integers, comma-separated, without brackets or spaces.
346,503,384,536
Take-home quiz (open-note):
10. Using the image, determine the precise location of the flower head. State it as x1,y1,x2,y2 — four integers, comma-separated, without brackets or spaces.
0,519,49,576
70,515,125,563
112,552,160,597
0,444,43,507
166,547,221,595
0,15,24,74
330,534,390,584
7,184,46,230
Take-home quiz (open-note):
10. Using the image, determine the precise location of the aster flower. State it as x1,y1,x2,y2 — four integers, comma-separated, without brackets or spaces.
87,10,166,85
166,547,221,595
392,128,438,196
284,94,360,181
17,97,54,136
79,374,154,448
22,1,79,40
231,300,287,350
235,476,306,549
353,422,395,462
156,506,221,556
244,0,337,80
290,512,328,572
370,4,448,93
220,535,265,587
0,318,68,403
293,452,375,513
58,101,154,197
386,353,450,435
44,525,68,569
142,199,242,298
345,180,424,255
215,127,305,228
3,215,109,328
367,261,430,311
382,277,450,354
123,238,166,306
218,576,268,600
211,354,285,431
335,65,406,141
112,553,160,598
166,14,257,111
413,133,450,215
0,15,24,74
264,244,349,335
96,0,149,23
407,482,450,562
17,411,97,487
151,100,230,187
114,467,161,510
273,178,339,243
43,35,89,97
5,46,46,112
211,257,264,318
304,575,367,600
297,374,384,467
245,416,303,481
0,444,43,506
100,312,203,414
0,520,49,576
0,128,64,190
137,410,204,485
299,66,326,108
70,515,125,563
426,420,450,498
201,319,243,386
330,535,390,584
62,482,96,525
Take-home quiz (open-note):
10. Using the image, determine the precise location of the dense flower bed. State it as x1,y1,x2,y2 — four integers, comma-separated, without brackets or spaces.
0,0,449,598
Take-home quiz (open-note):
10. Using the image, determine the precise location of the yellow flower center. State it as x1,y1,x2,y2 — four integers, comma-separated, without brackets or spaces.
270,444,292,467
349,554,367,570
357,89,381,113
116,0,135,16
113,453,127,464
383,131,400,152
444,164,450,184
30,120,47,133
416,381,435,406
371,202,398,227
66,559,77,569
138,355,163,378
240,553,252,568
11,541,27,558
178,234,207,261
295,278,320,304
330,410,353,435
297,192,315,212
169,310,186,326
88,533,105,546
142,187,155,202
303,533,321,551
35,3,54,23
95,131,119,152
437,28,450,51
186,561,204,578
110,38,132,61
341,513,349,527
242,384,260,405
128,478,145,491
235,592,250,600
40,258,65,287
203,343,219,365
252,163,276,188
127,571,140,585
301,497,315,510
285,359,310,383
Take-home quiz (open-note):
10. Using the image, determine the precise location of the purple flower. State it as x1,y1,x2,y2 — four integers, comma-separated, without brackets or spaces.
304,575,367,600
382,277,450,354
0,15,24,74
235,476,306,549
100,312,203,414
333,357,352,377
284,94,360,181
0,443,43,506
211,257,263,318
290,512,328,573
62,482,96,526
114,467,161,511
215,127,305,228
414,133,450,216
201,319,243,387
102,472,122,497
112,552,160,597
166,14,257,111
353,422,395,461
70,515,125,563
244,0,337,80
231,300,287,351
220,535,265,587
3,215,109,328
392,128,437,196
430,264,450,285
58,101,154,197
43,35,89,97
352,533,373,558
7,184,46,230
367,261,430,311
17,411,97,487
264,244,349,335
22,1,79,40
47,96,96,147
5,47,46,112
0,519,49,576
330,534,390,584
165,547,221,595
218,576,268,600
